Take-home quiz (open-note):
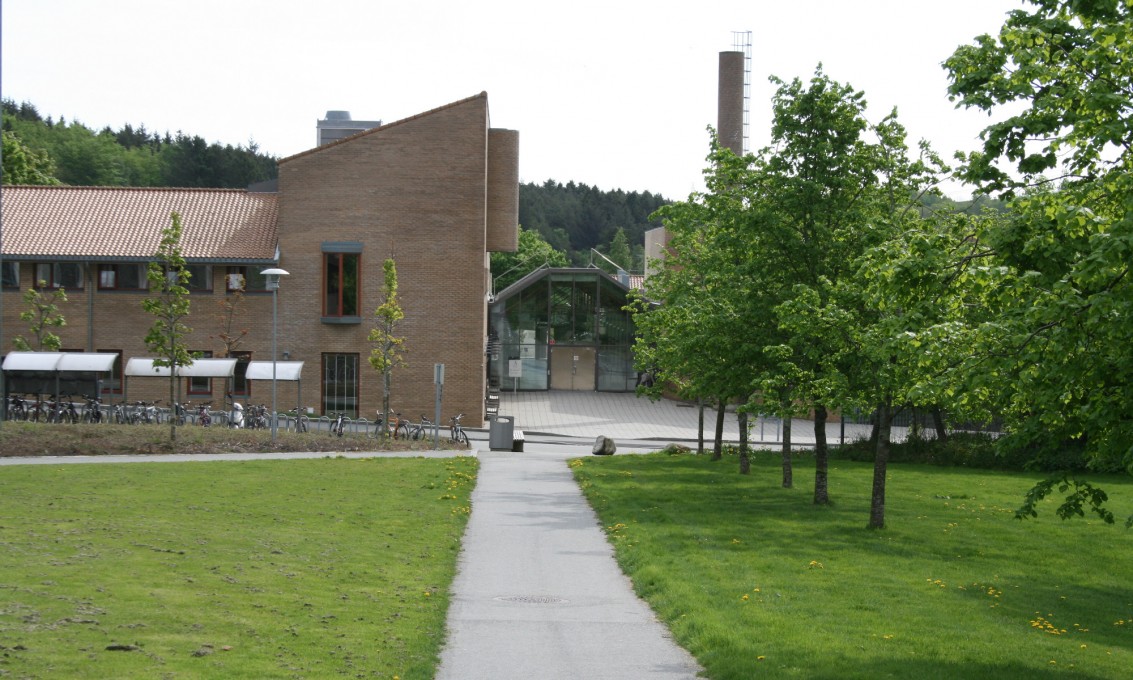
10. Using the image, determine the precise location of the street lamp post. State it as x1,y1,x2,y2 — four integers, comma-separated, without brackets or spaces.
261,268,289,443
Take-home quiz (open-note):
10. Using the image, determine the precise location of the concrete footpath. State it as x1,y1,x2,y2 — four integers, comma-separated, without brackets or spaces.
436,448,703,679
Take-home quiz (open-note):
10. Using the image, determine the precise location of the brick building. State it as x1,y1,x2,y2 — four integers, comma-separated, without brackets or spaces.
1,92,519,426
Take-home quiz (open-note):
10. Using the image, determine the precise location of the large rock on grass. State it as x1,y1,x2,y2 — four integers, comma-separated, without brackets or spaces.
592,435,616,456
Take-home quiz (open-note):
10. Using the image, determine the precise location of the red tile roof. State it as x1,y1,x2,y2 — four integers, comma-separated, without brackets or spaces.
1,186,278,262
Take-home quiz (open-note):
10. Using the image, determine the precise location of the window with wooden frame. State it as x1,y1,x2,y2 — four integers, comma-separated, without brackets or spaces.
225,266,268,293
97,264,148,290
322,243,362,321
185,265,212,292
34,262,84,290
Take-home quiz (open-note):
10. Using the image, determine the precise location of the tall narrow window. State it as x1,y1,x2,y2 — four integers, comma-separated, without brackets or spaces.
1,262,18,289
322,353,359,417
323,253,360,317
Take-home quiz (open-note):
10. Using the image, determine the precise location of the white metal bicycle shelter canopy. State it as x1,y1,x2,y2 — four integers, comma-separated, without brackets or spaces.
2,352,120,407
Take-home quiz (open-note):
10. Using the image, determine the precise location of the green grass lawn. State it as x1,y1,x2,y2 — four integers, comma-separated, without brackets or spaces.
572,452,1133,679
0,456,477,679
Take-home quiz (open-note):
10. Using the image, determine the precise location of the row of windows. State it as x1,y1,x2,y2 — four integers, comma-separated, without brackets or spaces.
4,248,366,321
1,263,270,293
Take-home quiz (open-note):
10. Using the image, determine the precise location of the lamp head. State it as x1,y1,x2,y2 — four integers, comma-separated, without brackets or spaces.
260,267,289,291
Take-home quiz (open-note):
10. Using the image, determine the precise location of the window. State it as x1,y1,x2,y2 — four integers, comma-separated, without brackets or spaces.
230,351,252,397
323,252,360,318
34,262,84,289
186,265,212,292
98,349,123,395
322,353,359,417
188,350,213,395
98,264,148,290
226,266,268,293
321,242,362,321
1,262,18,289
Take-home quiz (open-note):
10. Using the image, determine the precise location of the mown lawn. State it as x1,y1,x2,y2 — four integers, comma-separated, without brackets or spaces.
0,456,477,679
572,452,1133,679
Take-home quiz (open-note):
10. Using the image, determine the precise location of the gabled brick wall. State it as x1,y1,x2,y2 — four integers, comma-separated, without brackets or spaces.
277,93,518,426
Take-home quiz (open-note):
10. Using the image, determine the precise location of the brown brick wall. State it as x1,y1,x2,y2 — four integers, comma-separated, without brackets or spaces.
486,128,520,252
276,93,516,427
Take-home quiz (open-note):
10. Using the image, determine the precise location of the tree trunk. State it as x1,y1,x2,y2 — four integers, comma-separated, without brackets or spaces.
781,409,793,488
168,372,177,442
738,410,750,474
813,404,829,505
382,367,392,439
712,400,726,460
869,401,893,529
932,407,948,442
697,397,705,455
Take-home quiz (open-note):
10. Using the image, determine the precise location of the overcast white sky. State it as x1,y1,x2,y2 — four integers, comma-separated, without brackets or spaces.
2,0,1026,200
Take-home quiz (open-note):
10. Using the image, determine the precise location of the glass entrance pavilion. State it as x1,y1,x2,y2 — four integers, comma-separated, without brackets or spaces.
488,269,637,392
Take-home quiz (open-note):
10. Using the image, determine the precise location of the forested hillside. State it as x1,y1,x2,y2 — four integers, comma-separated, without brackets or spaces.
1,99,277,189
519,180,670,270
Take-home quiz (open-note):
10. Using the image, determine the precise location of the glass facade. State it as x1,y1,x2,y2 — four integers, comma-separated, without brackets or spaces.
489,270,636,392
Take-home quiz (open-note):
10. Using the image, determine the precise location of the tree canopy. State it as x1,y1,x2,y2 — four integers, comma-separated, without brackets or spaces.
1,99,277,188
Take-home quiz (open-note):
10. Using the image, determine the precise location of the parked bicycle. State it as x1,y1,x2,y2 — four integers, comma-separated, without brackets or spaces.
245,403,268,430
7,395,30,422
330,411,347,437
81,395,104,424
196,401,213,427
448,413,469,446
371,411,409,440
131,400,162,425
47,396,79,424
410,414,434,441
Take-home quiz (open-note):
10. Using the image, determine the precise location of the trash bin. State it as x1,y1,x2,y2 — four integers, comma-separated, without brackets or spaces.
489,415,515,451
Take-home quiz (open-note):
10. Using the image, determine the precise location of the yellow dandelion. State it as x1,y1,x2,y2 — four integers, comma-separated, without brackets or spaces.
741,594,749,601
757,656,765,661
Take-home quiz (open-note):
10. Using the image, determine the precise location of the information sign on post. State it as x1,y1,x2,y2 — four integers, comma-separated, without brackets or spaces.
434,363,444,449
508,359,522,392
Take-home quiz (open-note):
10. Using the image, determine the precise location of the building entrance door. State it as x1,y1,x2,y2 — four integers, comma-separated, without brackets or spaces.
549,346,596,391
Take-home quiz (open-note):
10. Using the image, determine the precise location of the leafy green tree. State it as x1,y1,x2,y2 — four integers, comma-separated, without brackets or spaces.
943,0,1133,522
12,285,68,351
368,259,406,438
490,226,568,294
746,67,915,505
142,212,195,442
2,130,61,185
634,136,783,471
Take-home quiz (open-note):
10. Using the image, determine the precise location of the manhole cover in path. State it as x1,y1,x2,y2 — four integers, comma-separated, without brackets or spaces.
495,595,568,604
